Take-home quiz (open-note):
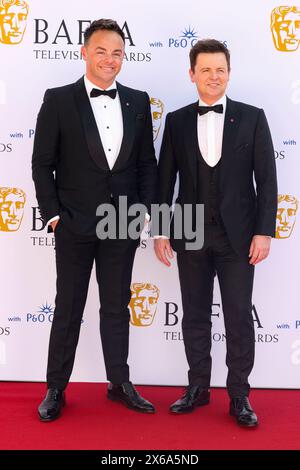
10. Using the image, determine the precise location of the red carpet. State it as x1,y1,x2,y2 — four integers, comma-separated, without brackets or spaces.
0,383,299,450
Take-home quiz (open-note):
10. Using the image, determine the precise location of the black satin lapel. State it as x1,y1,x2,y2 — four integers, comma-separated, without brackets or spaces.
73,77,109,171
184,103,200,189
219,97,241,189
112,83,135,172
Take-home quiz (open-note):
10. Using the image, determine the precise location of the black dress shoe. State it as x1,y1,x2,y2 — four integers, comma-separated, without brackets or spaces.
170,386,210,414
38,388,65,422
230,396,258,427
107,382,155,413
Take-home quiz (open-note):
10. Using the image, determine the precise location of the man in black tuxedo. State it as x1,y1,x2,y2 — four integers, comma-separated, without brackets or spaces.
32,19,157,421
154,39,277,427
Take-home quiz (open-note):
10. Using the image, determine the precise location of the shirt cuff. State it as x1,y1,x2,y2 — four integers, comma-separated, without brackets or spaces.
48,215,60,224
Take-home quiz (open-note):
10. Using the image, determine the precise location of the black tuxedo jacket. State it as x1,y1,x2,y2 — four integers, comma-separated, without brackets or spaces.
32,77,157,235
158,97,278,254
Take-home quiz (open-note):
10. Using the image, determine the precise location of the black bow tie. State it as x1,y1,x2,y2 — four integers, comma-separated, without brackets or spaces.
90,88,117,99
198,104,223,116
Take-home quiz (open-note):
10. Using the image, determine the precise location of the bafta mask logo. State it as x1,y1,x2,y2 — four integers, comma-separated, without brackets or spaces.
129,283,160,327
150,98,164,141
276,194,298,238
271,6,300,51
0,0,29,45
0,187,26,232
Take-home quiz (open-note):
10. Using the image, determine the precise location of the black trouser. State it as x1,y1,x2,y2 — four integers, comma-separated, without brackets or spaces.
46,221,138,390
177,223,255,398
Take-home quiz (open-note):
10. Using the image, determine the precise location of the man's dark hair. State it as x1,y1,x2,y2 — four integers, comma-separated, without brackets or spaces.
84,19,125,45
189,39,230,72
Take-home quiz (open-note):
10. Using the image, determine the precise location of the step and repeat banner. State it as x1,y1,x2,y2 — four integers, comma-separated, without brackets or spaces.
0,0,299,388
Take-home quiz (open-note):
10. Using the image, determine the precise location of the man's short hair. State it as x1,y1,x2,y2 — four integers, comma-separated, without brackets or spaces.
84,19,125,45
189,39,230,72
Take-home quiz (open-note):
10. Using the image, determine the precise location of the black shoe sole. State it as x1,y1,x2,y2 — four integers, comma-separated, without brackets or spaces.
107,393,155,414
229,410,258,428
170,398,210,415
237,422,258,428
38,411,62,422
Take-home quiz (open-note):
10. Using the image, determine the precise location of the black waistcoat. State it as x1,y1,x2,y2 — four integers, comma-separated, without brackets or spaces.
196,153,222,225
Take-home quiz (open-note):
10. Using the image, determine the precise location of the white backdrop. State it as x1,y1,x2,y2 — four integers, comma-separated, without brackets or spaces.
1,0,299,388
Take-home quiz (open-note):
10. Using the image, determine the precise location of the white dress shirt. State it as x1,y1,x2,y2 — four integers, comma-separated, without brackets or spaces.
84,75,123,169
197,94,226,167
